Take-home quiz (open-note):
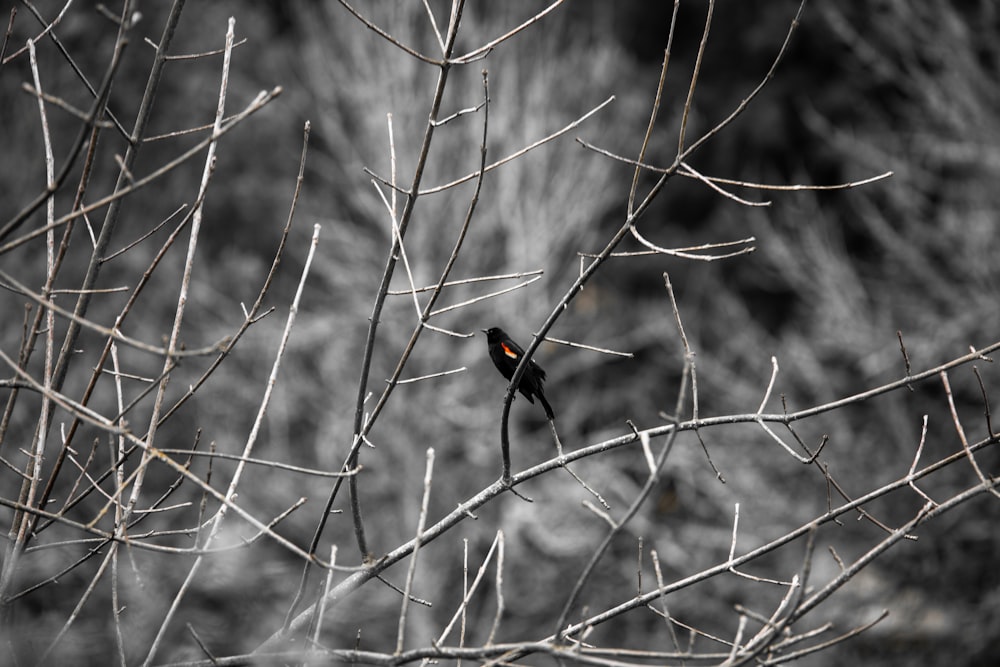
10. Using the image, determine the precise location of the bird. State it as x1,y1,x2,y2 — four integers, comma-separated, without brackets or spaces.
482,327,555,420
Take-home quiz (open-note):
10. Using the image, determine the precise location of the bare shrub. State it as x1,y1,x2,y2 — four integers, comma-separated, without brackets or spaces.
1,2,996,666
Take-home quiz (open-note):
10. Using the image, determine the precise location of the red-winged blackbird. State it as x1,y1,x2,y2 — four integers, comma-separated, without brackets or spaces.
482,327,555,420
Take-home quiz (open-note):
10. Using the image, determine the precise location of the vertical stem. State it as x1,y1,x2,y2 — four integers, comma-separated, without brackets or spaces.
346,0,465,558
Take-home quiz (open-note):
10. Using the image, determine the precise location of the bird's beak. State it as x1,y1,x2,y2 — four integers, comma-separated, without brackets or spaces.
480,329,488,334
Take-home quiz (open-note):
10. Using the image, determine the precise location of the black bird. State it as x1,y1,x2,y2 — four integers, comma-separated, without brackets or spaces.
482,327,555,420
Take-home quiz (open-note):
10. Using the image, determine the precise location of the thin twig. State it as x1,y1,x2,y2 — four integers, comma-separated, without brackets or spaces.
396,448,435,654
676,0,715,155
629,2,679,216
419,96,614,195
543,337,633,358
335,0,440,64
386,270,543,295
906,415,937,506
941,371,1000,499
451,0,567,63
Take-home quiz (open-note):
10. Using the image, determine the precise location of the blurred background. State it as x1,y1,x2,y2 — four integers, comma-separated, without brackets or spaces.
1,1,998,664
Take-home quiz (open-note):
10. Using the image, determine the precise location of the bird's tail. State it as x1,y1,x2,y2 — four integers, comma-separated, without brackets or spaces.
538,392,555,421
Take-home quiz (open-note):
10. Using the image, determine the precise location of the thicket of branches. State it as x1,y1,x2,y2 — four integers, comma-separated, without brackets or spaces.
1,2,997,666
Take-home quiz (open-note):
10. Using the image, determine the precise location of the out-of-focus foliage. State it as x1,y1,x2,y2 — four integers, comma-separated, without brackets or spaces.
0,1,997,665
